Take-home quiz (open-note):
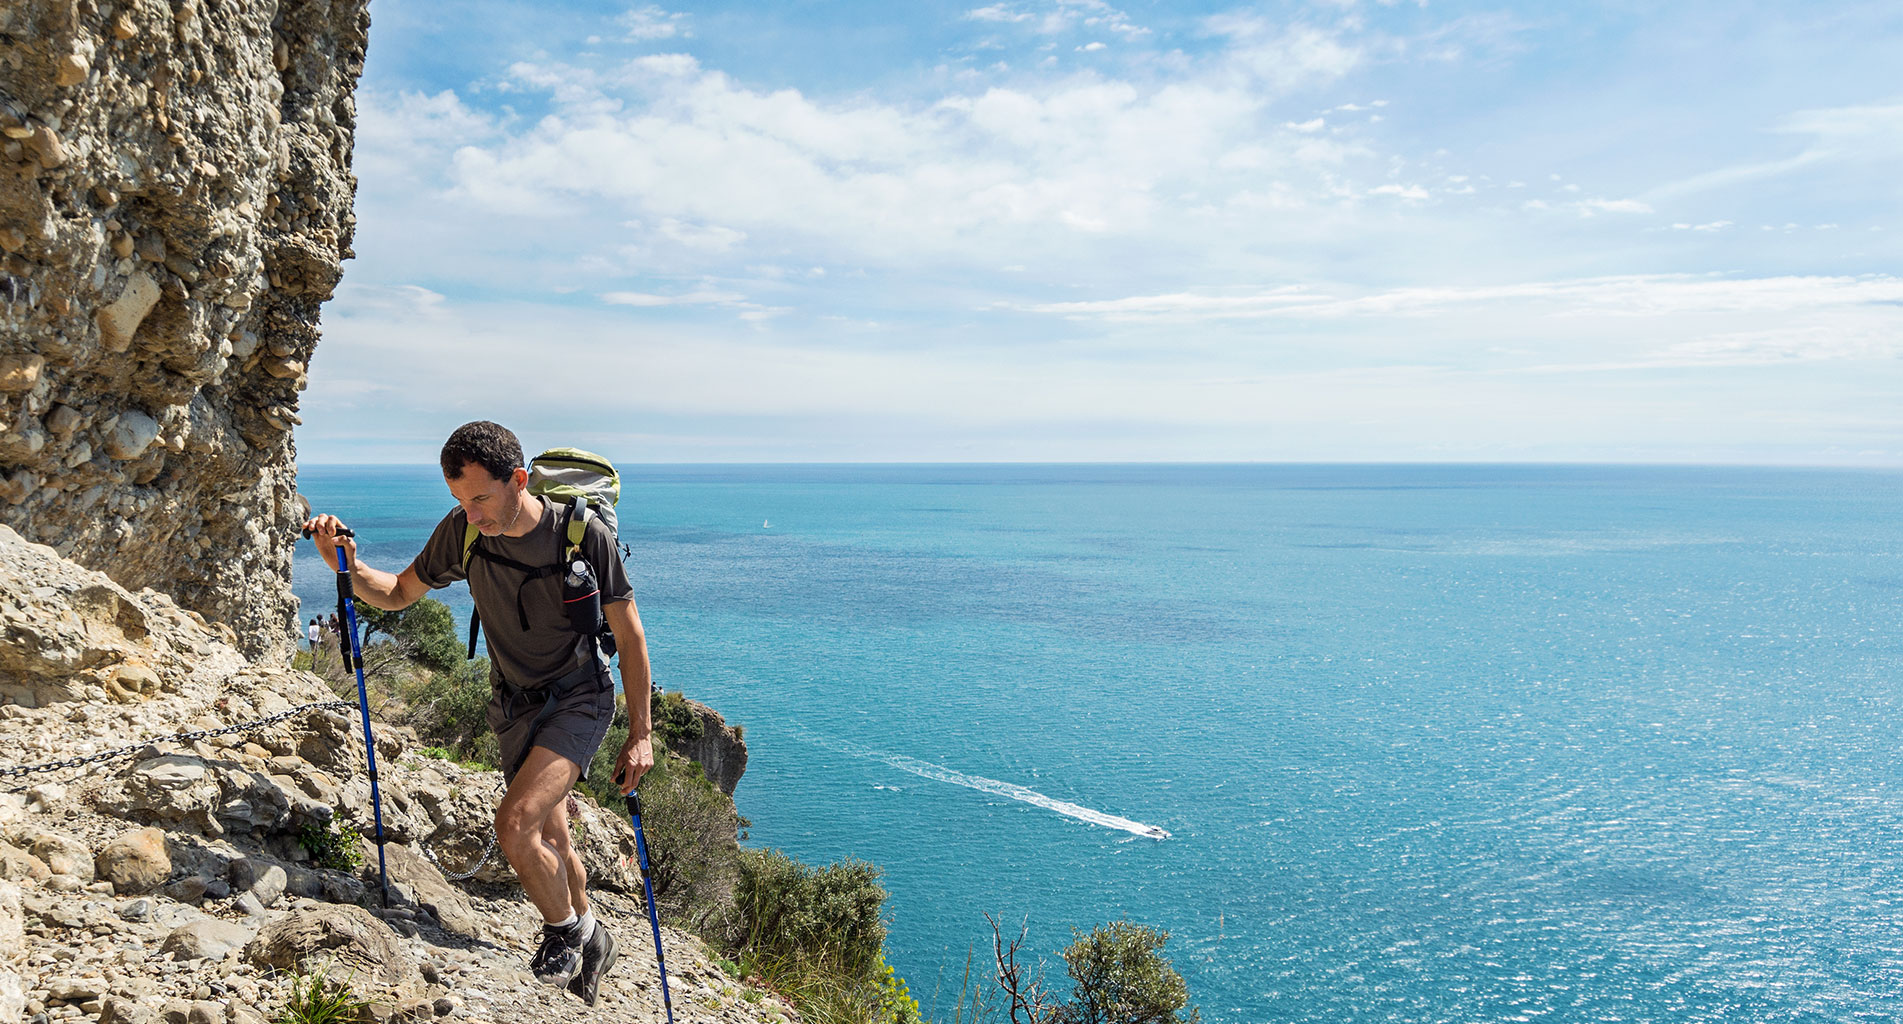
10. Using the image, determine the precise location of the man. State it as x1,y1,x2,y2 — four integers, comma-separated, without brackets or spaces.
307,618,320,649
303,421,654,1006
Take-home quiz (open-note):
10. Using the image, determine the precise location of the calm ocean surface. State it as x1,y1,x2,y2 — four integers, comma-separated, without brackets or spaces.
293,464,1903,1024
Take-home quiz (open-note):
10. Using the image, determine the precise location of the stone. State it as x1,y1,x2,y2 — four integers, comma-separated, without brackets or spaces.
161,918,254,960
105,411,162,461
27,831,94,882
47,976,106,1001
378,842,481,939
96,827,171,894
0,355,44,392
100,995,160,1024
25,124,65,168
161,875,208,903
24,783,66,812
56,52,89,87
0,972,23,1022
0,880,19,954
98,755,220,831
248,863,287,907
245,904,418,995
0,842,45,883
185,1001,223,1024
44,405,81,436
95,273,161,352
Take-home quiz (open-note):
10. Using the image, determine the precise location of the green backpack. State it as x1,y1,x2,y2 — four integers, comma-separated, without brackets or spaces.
460,448,627,661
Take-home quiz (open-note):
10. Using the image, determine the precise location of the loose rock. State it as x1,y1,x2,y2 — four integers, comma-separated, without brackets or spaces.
96,827,171,894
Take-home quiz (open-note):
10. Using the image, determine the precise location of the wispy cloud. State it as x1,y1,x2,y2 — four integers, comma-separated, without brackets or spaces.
967,0,1149,38
1652,100,1903,199
1011,274,1903,324
619,5,690,42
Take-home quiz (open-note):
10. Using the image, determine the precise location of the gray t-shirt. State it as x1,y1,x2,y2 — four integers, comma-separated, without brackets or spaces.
411,499,633,690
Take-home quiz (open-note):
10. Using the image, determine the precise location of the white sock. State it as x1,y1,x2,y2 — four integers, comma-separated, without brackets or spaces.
547,911,578,931
577,909,598,942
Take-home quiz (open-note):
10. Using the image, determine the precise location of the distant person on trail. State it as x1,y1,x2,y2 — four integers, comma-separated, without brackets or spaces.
307,618,320,649
301,420,653,1005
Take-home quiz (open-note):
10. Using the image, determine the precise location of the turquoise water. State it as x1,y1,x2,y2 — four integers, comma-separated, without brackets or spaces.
294,464,1903,1024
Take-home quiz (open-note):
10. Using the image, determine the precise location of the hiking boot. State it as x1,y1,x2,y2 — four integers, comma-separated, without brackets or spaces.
531,920,586,987
567,920,620,1006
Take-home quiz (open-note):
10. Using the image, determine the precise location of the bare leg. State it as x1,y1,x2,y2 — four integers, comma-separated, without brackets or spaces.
542,794,591,919
495,746,583,923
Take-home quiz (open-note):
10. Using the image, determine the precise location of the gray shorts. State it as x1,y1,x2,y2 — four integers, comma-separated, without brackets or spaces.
487,668,615,784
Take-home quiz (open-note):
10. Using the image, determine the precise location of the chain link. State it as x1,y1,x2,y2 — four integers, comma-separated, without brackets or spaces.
423,829,500,881
0,699,358,791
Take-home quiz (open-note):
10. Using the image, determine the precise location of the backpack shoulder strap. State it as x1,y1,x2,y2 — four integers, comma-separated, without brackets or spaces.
461,520,481,571
565,496,591,560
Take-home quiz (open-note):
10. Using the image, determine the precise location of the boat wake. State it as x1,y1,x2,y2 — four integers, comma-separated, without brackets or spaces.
793,730,1170,840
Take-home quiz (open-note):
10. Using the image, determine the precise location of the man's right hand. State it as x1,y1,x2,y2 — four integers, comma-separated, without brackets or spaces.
302,514,357,572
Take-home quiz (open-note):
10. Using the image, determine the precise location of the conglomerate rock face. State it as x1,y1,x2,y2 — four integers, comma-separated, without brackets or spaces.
0,0,368,658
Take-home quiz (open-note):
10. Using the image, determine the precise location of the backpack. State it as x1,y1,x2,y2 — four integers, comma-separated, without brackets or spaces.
460,448,629,664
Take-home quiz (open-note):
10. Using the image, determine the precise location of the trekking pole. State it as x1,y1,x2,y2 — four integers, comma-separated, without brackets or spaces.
303,523,391,907
617,770,675,1024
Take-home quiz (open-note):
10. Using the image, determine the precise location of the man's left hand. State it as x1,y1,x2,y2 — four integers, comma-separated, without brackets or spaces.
617,733,654,794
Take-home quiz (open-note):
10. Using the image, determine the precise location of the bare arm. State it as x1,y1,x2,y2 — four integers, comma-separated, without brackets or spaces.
301,514,431,611
605,597,655,793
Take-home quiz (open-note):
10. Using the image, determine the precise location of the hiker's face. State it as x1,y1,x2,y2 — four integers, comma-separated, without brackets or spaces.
446,463,528,535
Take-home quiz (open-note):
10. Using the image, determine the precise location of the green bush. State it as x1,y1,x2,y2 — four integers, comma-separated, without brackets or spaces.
652,689,703,747
296,823,363,873
1051,922,1196,1024
403,657,493,764
734,848,889,981
358,597,462,674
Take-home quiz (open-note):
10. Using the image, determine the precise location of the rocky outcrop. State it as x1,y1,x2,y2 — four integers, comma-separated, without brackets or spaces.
0,0,369,658
666,696,750,796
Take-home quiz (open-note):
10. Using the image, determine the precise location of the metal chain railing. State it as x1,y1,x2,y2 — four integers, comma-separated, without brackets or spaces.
0,695,510,882
0,699,357,792
422,829,500,881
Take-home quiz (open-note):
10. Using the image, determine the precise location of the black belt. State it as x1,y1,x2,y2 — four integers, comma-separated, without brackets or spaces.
501,659,609,777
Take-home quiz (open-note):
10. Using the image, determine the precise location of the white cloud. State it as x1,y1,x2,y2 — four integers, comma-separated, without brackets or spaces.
966,0,1147,37
619,5,689,41
1012,274,1903,324
1205,18,1362,90
1575,198,1653,215
599,288,747,307
434,53,1340,266
1653,101,1903,199
967,4,1034,24
655,218,747,252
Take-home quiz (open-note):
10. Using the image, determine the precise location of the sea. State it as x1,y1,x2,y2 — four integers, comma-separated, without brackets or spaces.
291,464,1903,1024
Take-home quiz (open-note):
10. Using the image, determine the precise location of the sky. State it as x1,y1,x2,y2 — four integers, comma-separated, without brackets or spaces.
299,0,1903,463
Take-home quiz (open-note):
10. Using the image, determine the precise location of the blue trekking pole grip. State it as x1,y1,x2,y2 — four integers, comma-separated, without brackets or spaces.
307,523,391,907
622,780,675,1024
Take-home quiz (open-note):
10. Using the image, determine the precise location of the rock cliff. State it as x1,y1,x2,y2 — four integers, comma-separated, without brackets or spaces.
0,0,367,658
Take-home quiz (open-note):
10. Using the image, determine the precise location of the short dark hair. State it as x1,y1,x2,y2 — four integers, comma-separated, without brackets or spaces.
440,421,523,481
